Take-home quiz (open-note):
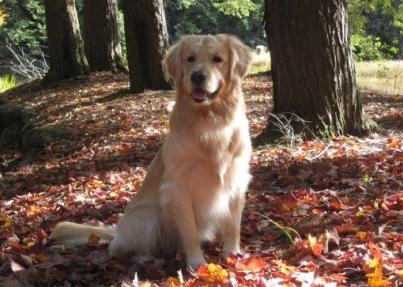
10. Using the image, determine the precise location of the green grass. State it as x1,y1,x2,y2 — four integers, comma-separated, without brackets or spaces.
249,58,402,95
0,75,17,93
355,60,402,95
249,62,270,75
249,52,271,75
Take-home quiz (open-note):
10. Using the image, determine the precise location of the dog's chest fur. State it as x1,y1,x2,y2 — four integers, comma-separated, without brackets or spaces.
161,105,251,240
169,107,248,185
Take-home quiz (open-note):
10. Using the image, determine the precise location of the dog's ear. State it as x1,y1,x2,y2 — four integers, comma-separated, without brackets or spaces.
163,39,184,83
219,34,253,80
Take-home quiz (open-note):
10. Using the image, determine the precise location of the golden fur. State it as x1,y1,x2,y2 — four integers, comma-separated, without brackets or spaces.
52,34,253,269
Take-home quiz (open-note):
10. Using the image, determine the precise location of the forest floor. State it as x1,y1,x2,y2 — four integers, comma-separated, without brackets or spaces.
0,72,402,287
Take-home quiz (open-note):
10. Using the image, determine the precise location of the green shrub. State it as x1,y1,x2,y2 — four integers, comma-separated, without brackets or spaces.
351,34,383,61
0,0,46,59
0,75,16,93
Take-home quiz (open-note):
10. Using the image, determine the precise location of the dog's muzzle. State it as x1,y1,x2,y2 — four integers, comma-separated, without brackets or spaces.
191,87,221,103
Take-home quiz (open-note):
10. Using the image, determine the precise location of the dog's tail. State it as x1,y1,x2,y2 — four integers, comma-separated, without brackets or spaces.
51,221,115,246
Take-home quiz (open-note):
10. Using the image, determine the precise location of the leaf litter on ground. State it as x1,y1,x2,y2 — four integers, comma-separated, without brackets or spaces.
0,72,402,286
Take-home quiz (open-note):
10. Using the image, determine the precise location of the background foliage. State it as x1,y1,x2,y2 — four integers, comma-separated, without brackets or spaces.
348,0,402,60
0,0,402,66
0,0,46,58
165,0,264,46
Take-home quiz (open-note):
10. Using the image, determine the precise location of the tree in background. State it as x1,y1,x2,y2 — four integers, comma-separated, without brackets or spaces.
83,0,126,72
44,0,89,81
122,0,169,93
0,0,401,81
259,0,364,142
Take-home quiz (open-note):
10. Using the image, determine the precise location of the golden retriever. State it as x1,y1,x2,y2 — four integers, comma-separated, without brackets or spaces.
52,34,253,269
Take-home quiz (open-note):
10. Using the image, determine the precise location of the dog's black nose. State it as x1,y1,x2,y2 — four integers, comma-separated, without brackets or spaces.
191,71,207,84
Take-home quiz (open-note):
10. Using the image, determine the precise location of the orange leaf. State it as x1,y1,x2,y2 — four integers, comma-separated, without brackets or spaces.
328,197,344,211
161,277,181,287
356,231,370,241
225,256,236,266
91,179,104,188
88,233,100,246
236,257,266,273
365,243,391,287
275,260,296,276
368,242,382,259
197,263,228,284
308,234,324,256
387,136,401,149
26,205,41,216
398,269,403,280
34,253,48,263
277,193,298,212
336,223,357,234
0,213,12,229
366,258,391,287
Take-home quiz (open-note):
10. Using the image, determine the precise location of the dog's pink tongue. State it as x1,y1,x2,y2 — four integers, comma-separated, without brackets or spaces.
192,89,208,101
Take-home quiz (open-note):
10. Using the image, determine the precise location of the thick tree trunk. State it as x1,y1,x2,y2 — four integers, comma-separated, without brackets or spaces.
261,0,364,140
122,0,170,93
83,0,126,72
44,0,89,81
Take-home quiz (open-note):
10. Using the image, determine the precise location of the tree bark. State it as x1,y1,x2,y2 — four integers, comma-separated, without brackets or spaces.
122,0,170,93
261,0,364,141
44,0,89,81
83,0,126,72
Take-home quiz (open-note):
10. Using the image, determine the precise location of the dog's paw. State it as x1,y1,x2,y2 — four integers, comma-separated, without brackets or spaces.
222,246,242,259
186,257,207,271
109,236,132,258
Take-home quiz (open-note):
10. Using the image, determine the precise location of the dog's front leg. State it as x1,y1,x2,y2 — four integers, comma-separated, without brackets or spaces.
222,193,245,258
170,188,206,269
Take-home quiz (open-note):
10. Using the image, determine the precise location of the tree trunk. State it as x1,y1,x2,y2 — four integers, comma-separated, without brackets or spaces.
44,0,89,81
261,0,364,140
83,0,126,72
122,0,170,93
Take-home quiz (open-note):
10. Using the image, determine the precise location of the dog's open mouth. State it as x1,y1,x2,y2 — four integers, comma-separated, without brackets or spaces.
191,88,220,103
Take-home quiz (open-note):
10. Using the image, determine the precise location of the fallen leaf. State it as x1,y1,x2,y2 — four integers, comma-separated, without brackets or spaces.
236,257,266,273
161,277,181,287
88,233,100,246
308,234,324,256
386,136,401,149
197,263,228,284
275,260,296,276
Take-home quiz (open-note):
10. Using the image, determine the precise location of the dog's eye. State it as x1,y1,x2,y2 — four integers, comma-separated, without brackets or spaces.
213,56,222,63
187,56,195,63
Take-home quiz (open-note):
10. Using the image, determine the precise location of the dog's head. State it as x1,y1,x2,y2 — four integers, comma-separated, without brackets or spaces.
164,34,252,105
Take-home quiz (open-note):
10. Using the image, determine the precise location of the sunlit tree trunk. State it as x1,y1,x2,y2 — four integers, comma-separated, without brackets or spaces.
122,0,170,93
83,0,126,72
260,0,364,141
44,0,89,81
